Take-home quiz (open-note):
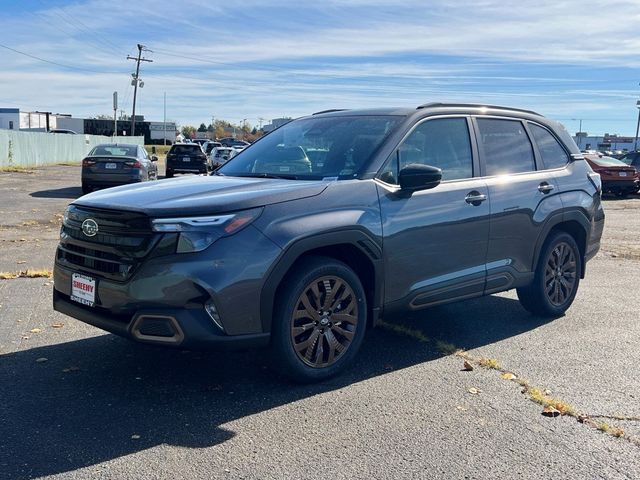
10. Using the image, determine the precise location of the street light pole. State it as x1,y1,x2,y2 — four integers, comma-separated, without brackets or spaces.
634,100,640,151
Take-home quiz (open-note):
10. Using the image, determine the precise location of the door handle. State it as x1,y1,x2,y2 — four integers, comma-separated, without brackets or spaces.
538,182,554,194
465,191,487,206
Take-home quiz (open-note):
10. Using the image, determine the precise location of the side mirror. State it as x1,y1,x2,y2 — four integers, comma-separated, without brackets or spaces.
151,155,158,162
398,164,442,192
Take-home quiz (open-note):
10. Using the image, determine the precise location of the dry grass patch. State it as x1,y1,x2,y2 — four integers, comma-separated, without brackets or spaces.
596,421,625,438
0,269,53,280
478,357,501,370
0,166,35,173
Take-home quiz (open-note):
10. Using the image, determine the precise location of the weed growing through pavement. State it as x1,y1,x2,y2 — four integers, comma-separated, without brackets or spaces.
0,269,53,279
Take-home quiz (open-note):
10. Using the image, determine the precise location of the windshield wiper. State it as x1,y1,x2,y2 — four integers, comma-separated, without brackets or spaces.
237,173,298,180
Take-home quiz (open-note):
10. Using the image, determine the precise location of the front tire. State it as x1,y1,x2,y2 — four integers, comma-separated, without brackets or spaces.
517,232,581,317
271,256,367,383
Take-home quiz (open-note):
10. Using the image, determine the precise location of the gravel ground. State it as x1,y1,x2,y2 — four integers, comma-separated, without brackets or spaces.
1,165,639,480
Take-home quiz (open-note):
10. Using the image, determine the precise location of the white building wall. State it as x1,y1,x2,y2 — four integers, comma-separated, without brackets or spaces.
149,121,177,141
0,109,20,130
55,117,85,134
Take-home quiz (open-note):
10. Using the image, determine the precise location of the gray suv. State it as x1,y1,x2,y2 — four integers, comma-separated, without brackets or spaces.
53,103,605,382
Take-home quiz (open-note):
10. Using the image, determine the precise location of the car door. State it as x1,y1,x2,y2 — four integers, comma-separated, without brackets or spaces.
474,117,562,292
377,116,491,310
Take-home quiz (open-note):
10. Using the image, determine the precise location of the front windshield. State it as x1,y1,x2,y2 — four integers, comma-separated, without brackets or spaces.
218,115,402,179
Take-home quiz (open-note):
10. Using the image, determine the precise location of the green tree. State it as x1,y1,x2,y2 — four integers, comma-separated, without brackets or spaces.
181,125,196,139
197,123,208,132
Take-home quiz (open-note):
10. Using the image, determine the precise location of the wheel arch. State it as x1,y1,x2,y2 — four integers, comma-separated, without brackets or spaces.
260,229,384,333
532,210,589,279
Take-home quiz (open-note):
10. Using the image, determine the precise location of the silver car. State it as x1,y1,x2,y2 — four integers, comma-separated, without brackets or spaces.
81,144,158,194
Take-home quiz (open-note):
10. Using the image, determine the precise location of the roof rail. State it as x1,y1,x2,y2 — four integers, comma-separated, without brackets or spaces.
312,109,348,115
416,102,541,116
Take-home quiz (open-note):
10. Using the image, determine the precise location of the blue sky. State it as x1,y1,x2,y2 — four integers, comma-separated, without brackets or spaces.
1,0,640,135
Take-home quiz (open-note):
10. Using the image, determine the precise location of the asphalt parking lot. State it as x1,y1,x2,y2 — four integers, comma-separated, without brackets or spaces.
1,165,639,480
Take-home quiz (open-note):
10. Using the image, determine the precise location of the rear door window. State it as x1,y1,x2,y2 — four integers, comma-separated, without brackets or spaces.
476,118,535,175
529,123,569,169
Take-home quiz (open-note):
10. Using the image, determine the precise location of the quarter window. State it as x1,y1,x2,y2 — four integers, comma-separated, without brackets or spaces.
528,123,568,169
477,118,535,175
379,117,473,184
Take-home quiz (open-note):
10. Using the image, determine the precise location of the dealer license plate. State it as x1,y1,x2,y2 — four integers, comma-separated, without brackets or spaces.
619,171,628,177
183,156,190,162
105,162,117,169
70,273,96,307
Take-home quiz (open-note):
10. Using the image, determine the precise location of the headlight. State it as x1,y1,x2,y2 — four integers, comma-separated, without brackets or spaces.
151,207,262,253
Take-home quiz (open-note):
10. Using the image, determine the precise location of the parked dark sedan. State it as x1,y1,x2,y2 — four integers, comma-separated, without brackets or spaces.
81,144,158,194
619,151,640,174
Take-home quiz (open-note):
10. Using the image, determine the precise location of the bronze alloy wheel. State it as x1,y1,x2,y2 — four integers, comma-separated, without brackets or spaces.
290,275,359,368
545,241,577,306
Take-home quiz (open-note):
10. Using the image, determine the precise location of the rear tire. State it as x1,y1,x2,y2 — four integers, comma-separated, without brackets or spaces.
81,182,91,194
517,232,581,317
165,169,174,178
270,256,367,383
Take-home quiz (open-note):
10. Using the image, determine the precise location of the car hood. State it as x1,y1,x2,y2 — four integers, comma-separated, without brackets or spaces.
74,175,329,217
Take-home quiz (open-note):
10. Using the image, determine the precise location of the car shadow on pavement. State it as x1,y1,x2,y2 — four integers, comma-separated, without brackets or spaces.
0,295,550,479
30,186,83,199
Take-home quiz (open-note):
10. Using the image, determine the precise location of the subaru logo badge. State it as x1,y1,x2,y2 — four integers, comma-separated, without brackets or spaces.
81,218,99,237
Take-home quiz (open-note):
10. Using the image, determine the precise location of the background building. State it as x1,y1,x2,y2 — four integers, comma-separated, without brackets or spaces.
572,134,635,152
263,117,292,133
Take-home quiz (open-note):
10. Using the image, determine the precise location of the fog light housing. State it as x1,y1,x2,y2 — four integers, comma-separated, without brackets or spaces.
205,300,224,332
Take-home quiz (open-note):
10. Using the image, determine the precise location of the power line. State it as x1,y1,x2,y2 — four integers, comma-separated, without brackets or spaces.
34,0,125,57
0,42,126,74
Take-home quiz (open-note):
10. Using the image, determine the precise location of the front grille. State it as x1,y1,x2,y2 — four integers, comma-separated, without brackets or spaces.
56,206,160,281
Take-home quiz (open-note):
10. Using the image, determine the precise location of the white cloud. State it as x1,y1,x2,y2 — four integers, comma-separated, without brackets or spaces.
1,0,639,132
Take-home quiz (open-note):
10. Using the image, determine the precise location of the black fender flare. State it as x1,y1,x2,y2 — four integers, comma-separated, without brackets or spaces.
531,209,591,277
259,228,384,333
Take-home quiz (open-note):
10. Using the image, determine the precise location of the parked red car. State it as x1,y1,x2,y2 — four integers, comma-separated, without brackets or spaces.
584,154,639,197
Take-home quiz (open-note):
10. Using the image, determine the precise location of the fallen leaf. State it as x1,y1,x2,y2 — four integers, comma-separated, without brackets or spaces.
16,261,26,264
456,405,468,411
22,336,30,340
462,360,474,371
501,372,516,380
544,389,552,396
51,323,64,328
36,357,48,363
30,328,42,333
131,434,141,439
468,387,481,395
542,405,560,417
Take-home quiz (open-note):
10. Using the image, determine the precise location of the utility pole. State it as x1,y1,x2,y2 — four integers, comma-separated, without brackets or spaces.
163,92,167,146
127,44,152,137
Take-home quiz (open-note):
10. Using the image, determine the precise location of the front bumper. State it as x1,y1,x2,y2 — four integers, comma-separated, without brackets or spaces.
53,288,268,349
53,224,282,348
